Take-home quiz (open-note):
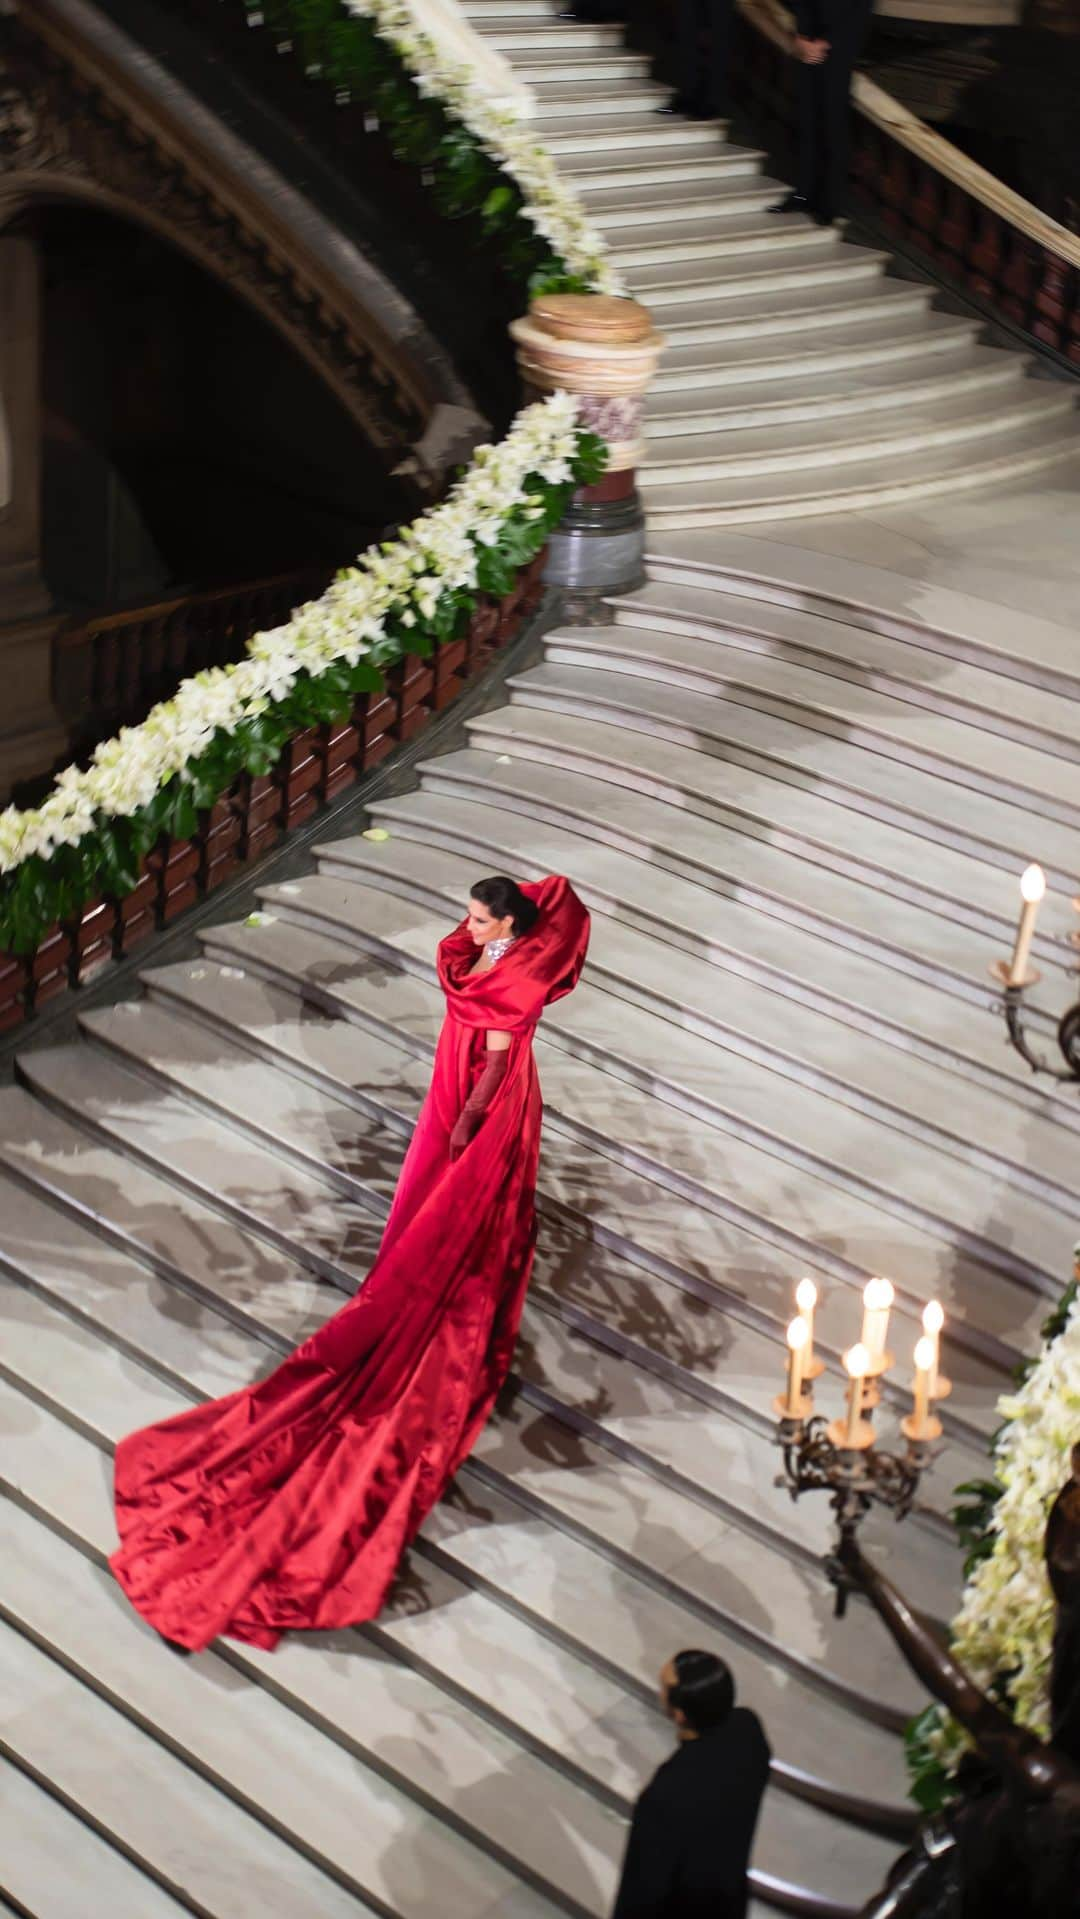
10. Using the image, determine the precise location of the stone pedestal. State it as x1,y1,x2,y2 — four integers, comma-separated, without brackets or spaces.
510,294,663,616
0,231,67,799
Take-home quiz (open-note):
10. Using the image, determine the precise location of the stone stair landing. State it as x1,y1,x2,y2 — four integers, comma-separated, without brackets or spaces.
460,0,1080,521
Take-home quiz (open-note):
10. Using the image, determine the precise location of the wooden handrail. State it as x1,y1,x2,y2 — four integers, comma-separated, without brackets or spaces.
737,0,1080,273
54,568,328,650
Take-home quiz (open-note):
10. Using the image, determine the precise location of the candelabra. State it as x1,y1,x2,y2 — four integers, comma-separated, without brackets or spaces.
772,1281,947,1615
991,864,1080,1084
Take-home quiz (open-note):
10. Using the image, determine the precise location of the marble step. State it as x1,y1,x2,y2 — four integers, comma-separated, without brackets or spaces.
0,1618,384,1919
411,744,1073,1006
611,579,1080,776
539,112,727,154
462,0,565,15
644,348,1027,435
565,145,767,190
0,1169,916,1836
584,170,783,225
625,247,888,310
642,386,1077,485
26,996,996,1558
645,536,1080,705
358,787,1080,1147
529,77,671,116
0,1119,930,1756
640,275,928,345
0,1227,911,1886
609,212,842,270
138,918,1031,1425
0,1373,623,1919
0,1759,196,1919
640,415,1080,527
277,833,1080,1212
568,620,1080,829
480,19,625,46
650,309,978,392
509,656,1080,893
466,700,1075,958
506,48,652,79
0,1484,574,1919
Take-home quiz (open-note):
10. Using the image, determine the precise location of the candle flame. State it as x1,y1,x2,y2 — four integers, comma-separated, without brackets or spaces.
922,1299,945,1336
787,1316,809,1352
878,1278,895,1309
844,1342,870,1378
1020,863,1046,904
862,1278,882,1309
795,1277,817,1313
914,1336,935,1373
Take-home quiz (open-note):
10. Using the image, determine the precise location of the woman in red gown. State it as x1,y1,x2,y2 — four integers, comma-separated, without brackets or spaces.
110,872,590,1651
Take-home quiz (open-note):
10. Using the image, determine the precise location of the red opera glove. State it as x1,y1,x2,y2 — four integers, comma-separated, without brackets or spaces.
449,1051,508,1161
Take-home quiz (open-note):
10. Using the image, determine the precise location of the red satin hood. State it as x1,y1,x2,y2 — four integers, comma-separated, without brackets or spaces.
437,874,590,1033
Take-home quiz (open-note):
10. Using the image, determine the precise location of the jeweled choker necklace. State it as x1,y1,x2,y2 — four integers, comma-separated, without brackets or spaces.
487,935,516,965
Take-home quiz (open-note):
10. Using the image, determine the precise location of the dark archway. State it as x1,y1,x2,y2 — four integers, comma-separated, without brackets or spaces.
32,202,410,612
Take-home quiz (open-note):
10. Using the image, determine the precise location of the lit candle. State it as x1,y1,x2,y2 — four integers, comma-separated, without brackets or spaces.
860,1279,894,1363
910,1336,935,1439
795,1277,817,1364
843,1342,870,1447
784,1315,809,1418
922,1299,945,1397
1008,864,1046,987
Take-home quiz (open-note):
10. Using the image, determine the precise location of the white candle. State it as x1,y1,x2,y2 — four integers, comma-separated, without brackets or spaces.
1008,864,1046,987
910,1336,935,1438
784,1316,809,1417
860,1279,893,1362
795,1277,817,1365
843,1342,870,1446
922,1299,945,1398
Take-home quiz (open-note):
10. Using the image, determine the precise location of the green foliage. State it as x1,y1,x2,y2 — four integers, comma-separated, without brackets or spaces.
904,1258,1080,1810
242,0,584,290
0,437,604,957
904,1706,955,1815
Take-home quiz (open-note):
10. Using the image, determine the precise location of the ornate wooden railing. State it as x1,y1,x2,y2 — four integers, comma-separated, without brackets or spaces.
54,569,332,752
1,553,547,1031
733,0,1080,365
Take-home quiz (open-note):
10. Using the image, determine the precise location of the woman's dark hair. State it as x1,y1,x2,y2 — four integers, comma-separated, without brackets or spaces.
470,875,539,937
669,1650,735,1732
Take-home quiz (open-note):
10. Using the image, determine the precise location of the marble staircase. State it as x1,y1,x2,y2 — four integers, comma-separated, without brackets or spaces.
463,0,1080,523
3,545,1080,1915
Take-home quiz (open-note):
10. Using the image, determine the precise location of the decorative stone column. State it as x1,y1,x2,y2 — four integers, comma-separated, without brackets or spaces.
0,229,66,799
510,294,663,616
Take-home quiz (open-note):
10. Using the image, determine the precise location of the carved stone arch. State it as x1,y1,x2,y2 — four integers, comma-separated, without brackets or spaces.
0,0,488,499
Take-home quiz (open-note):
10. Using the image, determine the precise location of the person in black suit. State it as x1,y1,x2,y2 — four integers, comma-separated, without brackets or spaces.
611,1650,771,1919
657,0,733,119
768,0,875,226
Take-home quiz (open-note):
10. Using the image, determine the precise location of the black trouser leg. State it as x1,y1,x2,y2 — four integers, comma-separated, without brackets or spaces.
796,59,827,209
707,0,732,113
677,0,703,102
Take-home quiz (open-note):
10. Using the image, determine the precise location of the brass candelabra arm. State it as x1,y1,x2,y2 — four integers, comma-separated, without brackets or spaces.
775,1414,929,1617
997,981,1080,1084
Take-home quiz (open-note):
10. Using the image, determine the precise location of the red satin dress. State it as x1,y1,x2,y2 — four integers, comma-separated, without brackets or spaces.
110,875,590,1650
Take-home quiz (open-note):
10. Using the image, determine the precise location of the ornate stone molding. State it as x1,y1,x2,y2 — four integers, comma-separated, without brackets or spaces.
0,0,484,489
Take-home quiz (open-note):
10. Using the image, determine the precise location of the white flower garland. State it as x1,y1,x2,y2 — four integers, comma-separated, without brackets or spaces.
344,0,628,296
0,392,584,879
932,1285,1080,1771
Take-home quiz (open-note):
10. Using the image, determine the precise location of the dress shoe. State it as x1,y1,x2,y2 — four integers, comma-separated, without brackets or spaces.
766,190,811,215
656,91,714,119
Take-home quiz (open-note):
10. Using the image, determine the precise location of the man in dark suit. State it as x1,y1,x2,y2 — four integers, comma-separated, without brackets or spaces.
611,1650,771,1919
659,0,733,119
768,0,875,225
